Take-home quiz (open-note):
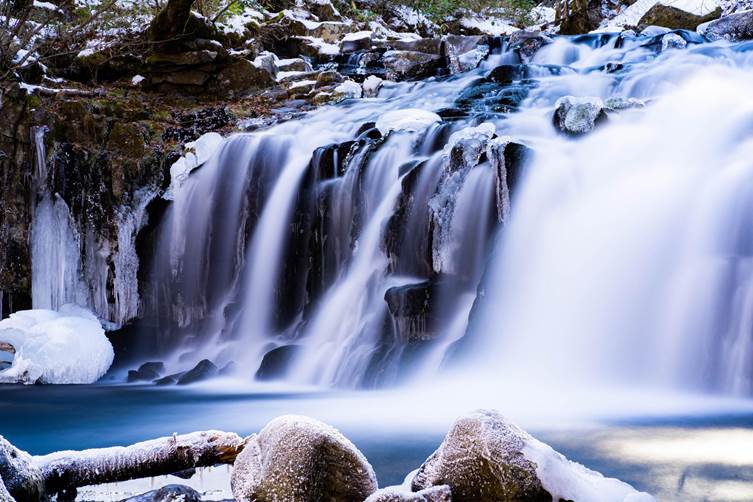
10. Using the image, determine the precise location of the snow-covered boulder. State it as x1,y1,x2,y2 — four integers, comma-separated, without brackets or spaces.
0,436,45,501
553,96,607,136
444,35,489,73
123,484,202,502
661,32,688,49
0,306,114,385
508,31,553,60
412,410,653,502
333,79,363,101
231,415,377,502
341,31,373,53
698,9,753,40
601,0,720,31
382,50,444,81
638,3,720,30
375,109,442,134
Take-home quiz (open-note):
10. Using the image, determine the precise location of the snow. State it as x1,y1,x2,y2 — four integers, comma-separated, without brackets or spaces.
217,8,265,35
289,79,317,89
523,437,655,502
165,132,224,200
460,16,518,35
298,36,340,56
131,74,145,85
334,79,362,99
601,0,719,30
33,1,61,12
362,75,383,98
342,30,372,42
0,305,114,384
375,109,442,134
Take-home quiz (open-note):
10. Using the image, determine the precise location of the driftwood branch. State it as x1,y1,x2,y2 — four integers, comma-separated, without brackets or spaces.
18,431,248,496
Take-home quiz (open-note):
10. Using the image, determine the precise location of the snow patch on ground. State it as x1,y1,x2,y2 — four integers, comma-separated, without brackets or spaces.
376,109,441,134
0,305,113,384
523,437,655,502
298,36,341,56
461,16,518,35
165,132,224,200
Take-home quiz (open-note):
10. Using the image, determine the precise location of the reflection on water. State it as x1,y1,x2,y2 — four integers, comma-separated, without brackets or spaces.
2,385,753,500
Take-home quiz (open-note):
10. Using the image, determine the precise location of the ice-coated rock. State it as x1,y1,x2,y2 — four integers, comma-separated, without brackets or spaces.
661,32,688,50
0,436,45,501
508,31,553,60
376,109,442,134
363,75,384,97
0,306,114,384
698,9,753,40
166,132,224,200
231,415,377,502
365,484,452,502
553,96,607,136
412,410,653,502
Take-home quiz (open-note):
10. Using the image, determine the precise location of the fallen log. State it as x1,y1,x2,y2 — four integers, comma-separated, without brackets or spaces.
1,431,248,500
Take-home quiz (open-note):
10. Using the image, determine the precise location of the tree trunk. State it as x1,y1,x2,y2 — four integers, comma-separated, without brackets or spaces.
147,0,196,42
37,430,247,495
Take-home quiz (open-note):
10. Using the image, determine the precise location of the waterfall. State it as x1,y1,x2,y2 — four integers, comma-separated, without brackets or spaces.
141,32,753,395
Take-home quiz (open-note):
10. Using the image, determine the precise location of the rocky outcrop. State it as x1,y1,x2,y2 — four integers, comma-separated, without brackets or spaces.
382,50,445,81
122,484,202,502
231,415,378,502
698,9,753,41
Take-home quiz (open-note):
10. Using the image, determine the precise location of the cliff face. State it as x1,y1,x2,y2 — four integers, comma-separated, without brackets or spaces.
0,85,172,325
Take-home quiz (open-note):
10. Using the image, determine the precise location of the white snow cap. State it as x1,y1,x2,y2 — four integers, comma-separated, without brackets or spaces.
523,437,655,502
0,305,114,384
166,132,224,200
376,109,442,134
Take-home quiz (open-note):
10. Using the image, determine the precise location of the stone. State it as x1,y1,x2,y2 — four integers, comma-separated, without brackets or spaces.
122,484,202,502
411,410,551,501
316,70,344,86
154,372,184,385
276,58,310,72
341,31,373,53
230,415,377,502
176,359,218,385
0,436,45,502
698,9,753,41
152,69,211,87
552,96,607,136
215,58,275,94
661,32,688,50
365,485,452,502
443,35,489,73
508,31,552,60
256,345,301,380
333,79,363,101
639,4,720,30
392,38,444,55
127,361,165,382
382,51,444,81
147,50,218,66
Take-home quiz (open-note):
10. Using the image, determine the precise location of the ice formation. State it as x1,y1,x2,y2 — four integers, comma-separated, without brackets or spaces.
0,305,114,384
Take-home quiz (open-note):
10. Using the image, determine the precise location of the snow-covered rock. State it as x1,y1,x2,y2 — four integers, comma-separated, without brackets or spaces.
365,485,452,501
165,132,224,200
333,79,363,100
553,96,607,136
362,75,384,97
661,32,688,49
376,109,442,134
601,0,720,31
341,30,373,53
412,410,653,502
231,415,377,502
698,9,753,40
460,16,518,36
382,50,443,81
0,436,45,501
0,305,113,384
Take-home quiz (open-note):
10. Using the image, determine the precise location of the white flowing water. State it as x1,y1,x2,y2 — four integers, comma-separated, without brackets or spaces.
139,33,753,400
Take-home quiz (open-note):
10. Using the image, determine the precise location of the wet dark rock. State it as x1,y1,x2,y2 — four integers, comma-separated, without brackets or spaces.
127,361,165,382
699,10,753,41
382,50,445,81
639,4,720,30
154,373,184,386
552,96,607,136
0,436,45,502
310,141,356,180
255,345,301,381
122,484,202,502
487,138,531,223
231,415,377,501
385,279,443,343
392,38,444,55
412,410,552,501
365,485,452,502
176,359,218,385
508,31,553,60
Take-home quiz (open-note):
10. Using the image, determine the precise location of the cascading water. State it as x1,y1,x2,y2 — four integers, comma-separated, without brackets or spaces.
142,30,753,397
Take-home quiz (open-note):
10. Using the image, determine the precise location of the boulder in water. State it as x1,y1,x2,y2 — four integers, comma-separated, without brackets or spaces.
0,436,45,502
412,410,653,502
363,75,384,97
376,109,442,134
341,31,373,53
698,10,753,41
122,484,202,502
553,96,607,136
365,484,452,501
508,31,553,60
382,50,444,81
231,415,377,502
661,32,688,50
176,359,218,385
128,362,165,382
